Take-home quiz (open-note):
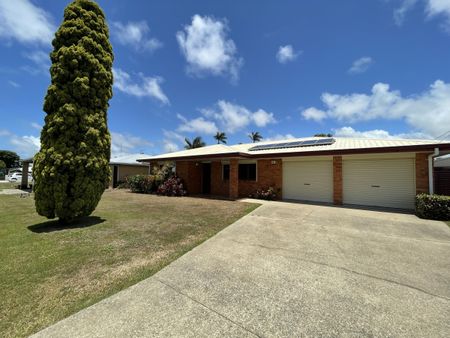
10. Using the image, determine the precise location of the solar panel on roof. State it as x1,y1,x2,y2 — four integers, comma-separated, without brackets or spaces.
248,138,335,151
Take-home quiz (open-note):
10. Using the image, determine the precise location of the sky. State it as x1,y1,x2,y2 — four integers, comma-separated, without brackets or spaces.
0,0,450,158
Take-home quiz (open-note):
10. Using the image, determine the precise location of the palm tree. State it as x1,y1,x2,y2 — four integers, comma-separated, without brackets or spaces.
248,131,263,143
184,136,206,149
214,131,227,144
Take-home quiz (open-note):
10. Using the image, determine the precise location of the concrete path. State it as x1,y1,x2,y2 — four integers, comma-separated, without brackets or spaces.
33,201,450,337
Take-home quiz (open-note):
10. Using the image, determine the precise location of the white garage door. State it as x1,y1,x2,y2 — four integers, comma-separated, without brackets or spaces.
283,160,333,203
343,158,415,209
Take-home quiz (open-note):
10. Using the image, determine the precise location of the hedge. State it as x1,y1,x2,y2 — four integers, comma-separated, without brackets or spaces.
415,194,450,220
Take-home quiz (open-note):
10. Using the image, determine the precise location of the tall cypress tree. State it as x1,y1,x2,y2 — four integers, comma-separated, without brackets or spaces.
33,0,113,222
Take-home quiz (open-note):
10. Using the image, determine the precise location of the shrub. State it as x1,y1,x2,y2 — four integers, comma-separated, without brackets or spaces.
33,0,113,223
127,175,154,194
157,176,186,197
249,187,277,200
116,181,129,189
415,194,450,220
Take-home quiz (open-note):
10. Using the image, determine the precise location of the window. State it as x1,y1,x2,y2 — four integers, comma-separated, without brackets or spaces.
223,164,230,180
238,163,256,181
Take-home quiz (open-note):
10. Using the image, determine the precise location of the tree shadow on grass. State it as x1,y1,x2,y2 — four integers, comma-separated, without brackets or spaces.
27,216,105,233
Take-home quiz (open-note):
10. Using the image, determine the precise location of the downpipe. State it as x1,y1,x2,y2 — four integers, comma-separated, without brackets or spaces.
428,147,439,195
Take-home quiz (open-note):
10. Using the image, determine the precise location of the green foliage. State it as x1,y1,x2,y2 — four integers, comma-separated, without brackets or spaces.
0,150,19,168
0,160,5,170
314,133,333,137
128,163,174,194
214,131,227,144
127,175,155,193
248,131,263,143
415,194,450,220
184,136,206,149
33,0,113,222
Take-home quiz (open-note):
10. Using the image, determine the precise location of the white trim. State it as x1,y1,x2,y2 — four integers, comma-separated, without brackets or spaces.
428,148,440,195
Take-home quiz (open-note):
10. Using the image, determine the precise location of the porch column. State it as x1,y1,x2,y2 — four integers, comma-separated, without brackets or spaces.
229,158,239,199
333,156,343,205
21,162,29,189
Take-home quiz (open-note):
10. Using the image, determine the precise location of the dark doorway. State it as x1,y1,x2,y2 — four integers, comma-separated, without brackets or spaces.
113,165,119,188
435,168,450,195
202,163,211,194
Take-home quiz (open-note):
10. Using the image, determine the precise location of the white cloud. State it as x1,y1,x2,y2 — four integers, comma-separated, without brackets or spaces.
201,100,276,133
22,50,50,75
163,140,180,153
301,107,328,122
111,131,153,157
394,0,418,26
162,130,184,153
265,134,296,141
334,126,431,139
111,21,162,52
6,133,40,158
0,0,55,45
113,68,169,105
348,56,373,74
176,15,243,82
276,45,301,64
301,80,450,137
177,114,218,134
8,80,19,88
394,0,450,30
0,129,11,137
31,122,42,130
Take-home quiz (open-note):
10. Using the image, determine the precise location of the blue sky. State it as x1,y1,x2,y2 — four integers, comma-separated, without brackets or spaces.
1,0,450,158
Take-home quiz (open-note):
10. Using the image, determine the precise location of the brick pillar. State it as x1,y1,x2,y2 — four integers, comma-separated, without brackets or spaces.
21,162,29,189
229,159,239,199
415,153,429,194
333,156,343,205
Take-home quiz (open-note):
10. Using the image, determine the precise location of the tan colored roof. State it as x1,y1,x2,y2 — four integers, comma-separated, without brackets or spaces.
140,137,450,161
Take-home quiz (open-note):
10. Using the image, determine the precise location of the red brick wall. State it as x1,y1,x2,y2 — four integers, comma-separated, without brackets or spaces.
415,153,430,194
176,161,201,195
238,159,282,199
210,161,229,196
333,156,343,205
229,159,239,199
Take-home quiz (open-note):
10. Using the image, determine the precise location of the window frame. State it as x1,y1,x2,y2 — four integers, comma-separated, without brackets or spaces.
222,163,230,181
238,163,257,181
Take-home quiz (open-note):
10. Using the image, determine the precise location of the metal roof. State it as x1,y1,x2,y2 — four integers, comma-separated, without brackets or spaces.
139,137,450,162
110,153,152,166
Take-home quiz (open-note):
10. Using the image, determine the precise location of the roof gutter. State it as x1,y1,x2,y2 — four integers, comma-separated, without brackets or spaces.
428,147,439,195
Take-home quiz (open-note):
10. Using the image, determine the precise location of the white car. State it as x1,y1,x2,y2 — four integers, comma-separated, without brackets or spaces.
8,172,33,183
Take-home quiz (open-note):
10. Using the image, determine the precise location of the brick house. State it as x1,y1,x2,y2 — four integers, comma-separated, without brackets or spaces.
139,137,450,210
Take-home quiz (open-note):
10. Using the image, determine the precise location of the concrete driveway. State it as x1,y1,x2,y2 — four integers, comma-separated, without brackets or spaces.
33,201,450,337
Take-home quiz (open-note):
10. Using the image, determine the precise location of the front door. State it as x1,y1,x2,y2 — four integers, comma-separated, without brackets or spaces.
202,163,211,194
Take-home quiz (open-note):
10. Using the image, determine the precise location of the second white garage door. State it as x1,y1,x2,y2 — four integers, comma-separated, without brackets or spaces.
283,159,333,203
343,158,416,209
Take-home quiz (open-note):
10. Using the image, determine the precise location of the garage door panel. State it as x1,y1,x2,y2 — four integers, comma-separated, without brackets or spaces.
283,160,333,203
343,158,415,209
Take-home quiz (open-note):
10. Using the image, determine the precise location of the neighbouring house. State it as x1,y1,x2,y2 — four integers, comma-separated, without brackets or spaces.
434,155,450,196
109,154,151,188
139,137,450,210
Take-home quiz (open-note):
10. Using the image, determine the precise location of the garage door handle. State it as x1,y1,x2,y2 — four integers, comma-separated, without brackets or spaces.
304,183,311,185
371,185,380,188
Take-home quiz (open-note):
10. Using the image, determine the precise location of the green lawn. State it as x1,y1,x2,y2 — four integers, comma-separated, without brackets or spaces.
0,182,19,191
0,190,259,337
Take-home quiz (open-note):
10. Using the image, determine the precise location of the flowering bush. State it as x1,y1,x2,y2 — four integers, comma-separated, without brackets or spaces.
249,187,277,200
157,175,187,197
